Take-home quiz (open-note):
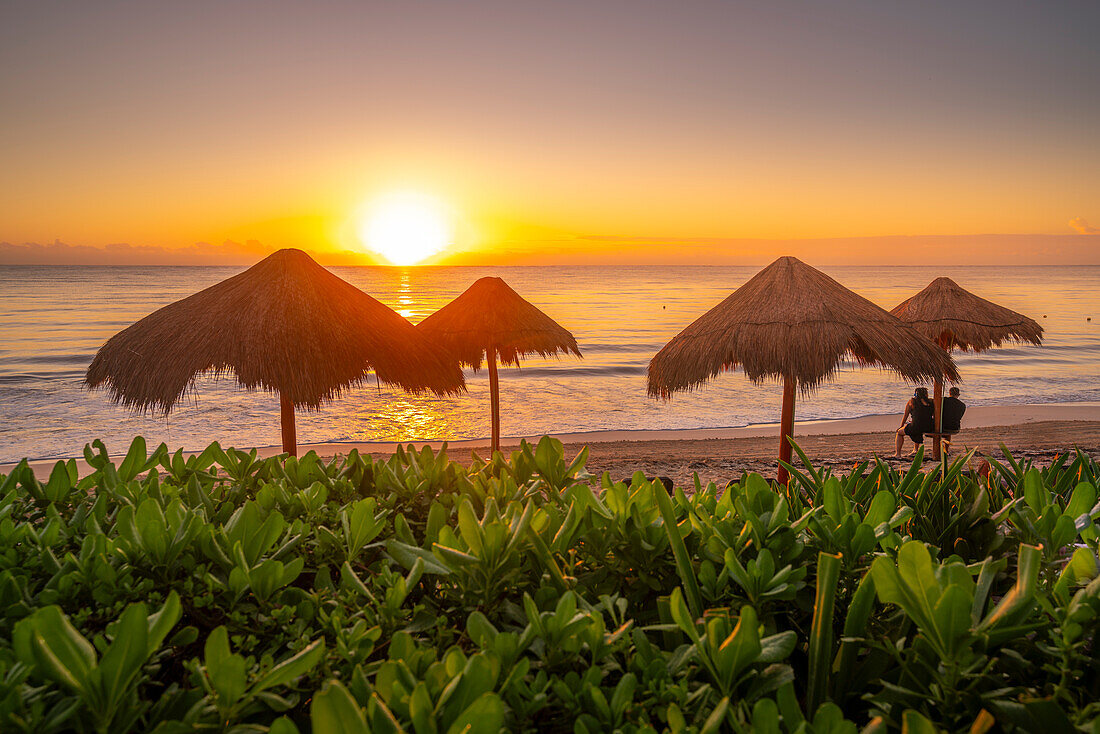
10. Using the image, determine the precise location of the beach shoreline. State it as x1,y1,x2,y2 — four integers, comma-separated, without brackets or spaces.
4,401,1097,482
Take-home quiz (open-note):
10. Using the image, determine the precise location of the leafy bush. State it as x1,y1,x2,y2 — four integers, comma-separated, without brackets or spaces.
0,437,1097,733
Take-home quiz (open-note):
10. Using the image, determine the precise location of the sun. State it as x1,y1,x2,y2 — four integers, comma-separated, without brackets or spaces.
358,191,452,265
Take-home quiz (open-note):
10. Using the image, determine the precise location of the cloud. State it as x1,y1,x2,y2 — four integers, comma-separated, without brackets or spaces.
4,233,1099,267
1069,217,1100,234
0,239,383,266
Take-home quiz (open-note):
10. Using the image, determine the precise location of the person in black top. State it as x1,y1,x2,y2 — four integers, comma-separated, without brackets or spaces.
941,387,966,432
938,387,966,455
894,387,934,458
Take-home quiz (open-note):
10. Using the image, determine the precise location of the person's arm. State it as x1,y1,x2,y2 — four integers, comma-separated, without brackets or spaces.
900,400,912,428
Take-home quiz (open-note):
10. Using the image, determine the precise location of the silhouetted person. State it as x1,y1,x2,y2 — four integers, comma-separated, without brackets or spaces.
941,387,966,432
939,386,966,455
895,386,933,458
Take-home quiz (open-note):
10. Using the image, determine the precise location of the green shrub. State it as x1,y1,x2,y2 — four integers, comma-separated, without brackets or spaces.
0,435,1096,733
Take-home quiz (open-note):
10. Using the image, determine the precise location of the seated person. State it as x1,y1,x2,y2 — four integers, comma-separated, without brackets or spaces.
939,387,966,454
895,387,934,458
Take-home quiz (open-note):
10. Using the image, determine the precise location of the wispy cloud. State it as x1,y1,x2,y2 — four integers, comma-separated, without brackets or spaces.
0,240,382,266
4,234,1099,267
1069,217,1100,234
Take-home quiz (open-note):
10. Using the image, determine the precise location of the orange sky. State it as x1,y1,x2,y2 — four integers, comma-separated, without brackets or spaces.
1,1,1098,266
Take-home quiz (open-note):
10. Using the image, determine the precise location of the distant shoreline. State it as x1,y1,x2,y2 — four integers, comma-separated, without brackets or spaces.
3,262,1100,269
5,401,1097,478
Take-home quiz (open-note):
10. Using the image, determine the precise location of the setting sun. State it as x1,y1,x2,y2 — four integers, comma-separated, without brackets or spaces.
358,192,451,266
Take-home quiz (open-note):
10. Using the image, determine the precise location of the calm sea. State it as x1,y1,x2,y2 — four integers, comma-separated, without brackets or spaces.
1,265,1097,462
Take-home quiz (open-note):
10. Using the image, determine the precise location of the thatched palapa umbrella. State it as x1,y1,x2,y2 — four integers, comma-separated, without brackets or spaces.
649,257,959,483
891,276,1042,459
418,277,581,453
86,248,465,456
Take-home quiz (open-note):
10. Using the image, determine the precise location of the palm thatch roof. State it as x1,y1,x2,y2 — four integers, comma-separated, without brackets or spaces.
417,277,582,369
648,256,959,398
890,277,1043,351
85,248,465,413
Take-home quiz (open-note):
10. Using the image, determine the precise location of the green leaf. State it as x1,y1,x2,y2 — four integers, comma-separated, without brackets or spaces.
312,680,369,733
253,638,326,693
408,681,436,734
864,490,896,528
94,602,150,713
445,692,504,734
873,543,935,634
118,435,148,482
897,542,940,630
368,691,409,734
776,681,805,728
979,544,1040,632
147,591,181,654
457,499,484,557
901,709,941,734
1064,481,1097,520
654,481,703,619
758,631,797,663
668,588,700,645
609,672,637,717
466,612,498,649
751,697,782,734
43,461,74,503
700,697,730,734
204,627,247,705
931,584,970,660
386,540,452,576
807,552,841,715
1054,547,1099,601
823,478,846,523
269,717,301,734
433,542,480,566
836,570,876,693
14,606,97,694
343,498,385,561
714,605,762,691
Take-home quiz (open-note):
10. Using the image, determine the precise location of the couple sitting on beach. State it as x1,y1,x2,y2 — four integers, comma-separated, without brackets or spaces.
894,386,966,458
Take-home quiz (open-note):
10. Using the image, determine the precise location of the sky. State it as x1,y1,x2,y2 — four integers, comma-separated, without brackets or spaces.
1,0,1098,266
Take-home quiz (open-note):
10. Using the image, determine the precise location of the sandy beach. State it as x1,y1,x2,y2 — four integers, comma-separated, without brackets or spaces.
6,402,1097,484
312,402,1100,486
575,417,1100,487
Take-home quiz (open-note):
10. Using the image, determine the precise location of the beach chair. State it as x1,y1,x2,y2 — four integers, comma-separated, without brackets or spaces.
925,430,959,458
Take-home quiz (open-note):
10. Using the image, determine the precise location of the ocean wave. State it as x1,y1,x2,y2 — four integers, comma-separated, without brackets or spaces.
492,364,648,378
0,353,93,366
0,370,86,383
576,343,664,353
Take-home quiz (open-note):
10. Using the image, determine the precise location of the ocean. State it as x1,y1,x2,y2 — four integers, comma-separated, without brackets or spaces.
1,264,1097,463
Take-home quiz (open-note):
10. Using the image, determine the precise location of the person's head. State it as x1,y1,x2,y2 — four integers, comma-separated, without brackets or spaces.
914,387,929,402
949,387,960,398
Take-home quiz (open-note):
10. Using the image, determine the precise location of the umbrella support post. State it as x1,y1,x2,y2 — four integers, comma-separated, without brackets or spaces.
932,377,943,462
777,377,795,485
280,393,297,457
488,346,500,455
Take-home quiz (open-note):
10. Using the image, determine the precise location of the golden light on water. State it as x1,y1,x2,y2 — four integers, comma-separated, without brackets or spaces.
396,271,414,319
358,191,452,266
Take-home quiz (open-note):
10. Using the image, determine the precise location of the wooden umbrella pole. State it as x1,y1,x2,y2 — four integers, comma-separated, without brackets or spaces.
931,335,950,462
488,345,501,454
777,376,796,485
932,376,944,461
280,392,297,457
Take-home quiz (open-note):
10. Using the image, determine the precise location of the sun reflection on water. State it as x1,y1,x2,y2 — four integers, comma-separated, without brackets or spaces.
396,270,415,319
324,393,469,444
